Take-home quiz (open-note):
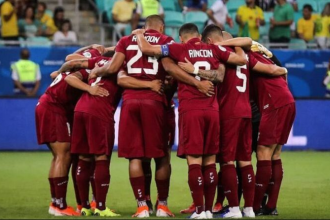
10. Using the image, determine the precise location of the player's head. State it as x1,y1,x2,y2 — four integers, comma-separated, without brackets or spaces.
144,15,165,34
201,24,224,44
303,4,313,19
20,48,30,60
222,31,233,40
102,50,115,58
179,23,200,43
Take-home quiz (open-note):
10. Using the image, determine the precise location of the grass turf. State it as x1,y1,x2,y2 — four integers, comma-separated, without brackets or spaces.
0,152,329,219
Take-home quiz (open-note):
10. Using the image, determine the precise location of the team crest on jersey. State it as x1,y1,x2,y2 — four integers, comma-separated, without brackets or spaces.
83,51,92,58
218,46,227,52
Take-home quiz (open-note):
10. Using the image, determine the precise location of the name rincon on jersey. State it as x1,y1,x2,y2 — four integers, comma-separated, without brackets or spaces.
132,35,160,44
188,50,213,58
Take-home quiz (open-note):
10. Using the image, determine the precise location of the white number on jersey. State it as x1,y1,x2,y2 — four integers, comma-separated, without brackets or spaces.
50,72,70,87
91,76,102,87
126,45,158,75
236,65,247,93
193,61,211,81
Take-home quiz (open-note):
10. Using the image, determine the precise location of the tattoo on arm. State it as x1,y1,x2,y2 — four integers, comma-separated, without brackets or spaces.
197,65,225,83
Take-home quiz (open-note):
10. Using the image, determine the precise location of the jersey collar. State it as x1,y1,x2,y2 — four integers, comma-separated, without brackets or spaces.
145,29,161,34
187,37,202,44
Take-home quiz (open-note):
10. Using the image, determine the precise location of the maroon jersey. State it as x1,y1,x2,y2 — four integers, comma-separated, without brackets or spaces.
115,29,174,103
218,48,251,119
248,52,295,112
77,48,101,58
39,70,89,115
74,57,121,122
165,38,230,113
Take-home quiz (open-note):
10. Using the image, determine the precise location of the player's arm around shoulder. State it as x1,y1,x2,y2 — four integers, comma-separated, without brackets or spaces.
132,29,163,57
227,47,248,66
58,58,89,73
65,71,109,97
252,62,288,76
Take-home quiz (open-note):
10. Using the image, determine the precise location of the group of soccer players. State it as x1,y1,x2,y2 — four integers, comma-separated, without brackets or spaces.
35,14,295,219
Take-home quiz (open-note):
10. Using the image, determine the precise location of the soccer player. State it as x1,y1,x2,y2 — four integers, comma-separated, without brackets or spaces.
133,23,251,219
89,15,177,218
61,52,121,217
248,49,296,216
35,49,106,216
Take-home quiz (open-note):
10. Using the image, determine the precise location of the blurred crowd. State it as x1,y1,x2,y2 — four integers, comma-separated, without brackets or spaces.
0,0,77,46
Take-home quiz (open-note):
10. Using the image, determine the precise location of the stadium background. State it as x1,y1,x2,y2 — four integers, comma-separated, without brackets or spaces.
0,0,330,219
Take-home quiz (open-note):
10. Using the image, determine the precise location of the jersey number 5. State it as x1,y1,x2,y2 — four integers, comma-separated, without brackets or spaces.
236,65,247,93
126,45,158,75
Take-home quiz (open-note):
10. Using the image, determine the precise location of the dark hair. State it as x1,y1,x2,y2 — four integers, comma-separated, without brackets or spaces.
179,23,199,37
38,2,47,10
60,19,72,31
303,4,313,12
103,50,115,58
145,14,165,26
20,48,30,59
201,24,223,42
53,6,65,29
24,6,35,20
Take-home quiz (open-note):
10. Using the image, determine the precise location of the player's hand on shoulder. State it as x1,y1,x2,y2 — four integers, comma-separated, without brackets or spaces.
196,80,215,97
89,67,99,80
88,83,109,97
178,58,195,74
132,29,145,35
149,79,164,95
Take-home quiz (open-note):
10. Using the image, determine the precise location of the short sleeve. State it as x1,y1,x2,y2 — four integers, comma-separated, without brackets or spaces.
167,43,184,61
79,69,90,81
287,5,294,20
248,52,259,69
112,2,119,15
210,0,223,13
115,37,127,54
297,19,303,34
236,6,244,17
88,57,98,69
213,45,231,63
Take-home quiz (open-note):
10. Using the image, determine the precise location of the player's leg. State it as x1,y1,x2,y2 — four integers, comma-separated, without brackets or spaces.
219,119,242,218
70,154,82,212
154,155,174,217
253,143,277,214
89,160,96,210
142,159,153,213
236,118,255,217
118,100,148,217
202,155,218,219
47,144,57,215
263,145,283,215
187,155,206,219
51,141,79,216
213,168,225,213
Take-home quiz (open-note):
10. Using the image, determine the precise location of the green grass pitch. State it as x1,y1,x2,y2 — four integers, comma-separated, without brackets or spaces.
0,151,329,219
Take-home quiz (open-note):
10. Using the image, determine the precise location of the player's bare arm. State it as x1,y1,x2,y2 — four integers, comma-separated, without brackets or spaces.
58,58,89,73
178,58,226,83
132,30,163,57
90,52,125,78
162,57,215,97
216,37,253,50
227,47,248,66
65,71,109,97
253,62,288,76
117,70,164,95
50,71,59,80
73,44,105,55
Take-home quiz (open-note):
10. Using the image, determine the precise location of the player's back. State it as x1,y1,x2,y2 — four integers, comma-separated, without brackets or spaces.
167,39,230,113
218,48,251,119
115,29,174,103
75,57,121,122
248,52,294,112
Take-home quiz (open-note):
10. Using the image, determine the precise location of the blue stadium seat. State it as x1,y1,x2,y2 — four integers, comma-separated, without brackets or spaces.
24,37,52,47
164,11,184,42
227,0,245,13
289,38,307,50
160,0,176,11
224,12,239,37
185,11,208,33
104,0,116,11
96,0,105,11
259,11,273,37
208,0,217,8
298,0,318,12
294,12,302,24
263,11,273,23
